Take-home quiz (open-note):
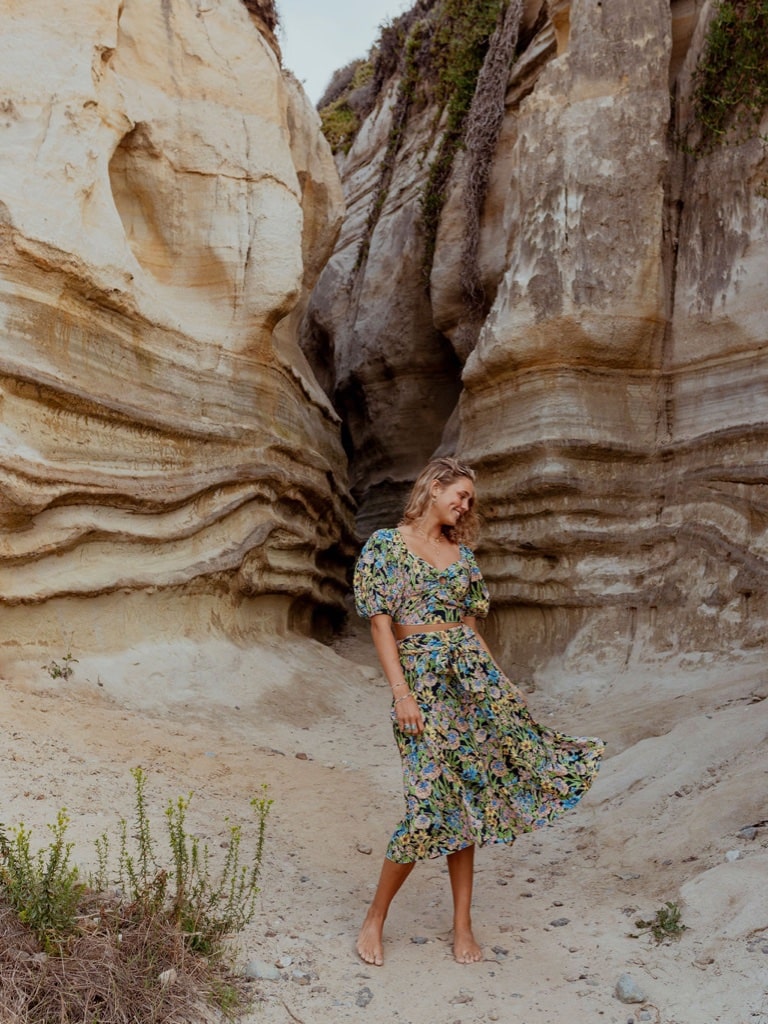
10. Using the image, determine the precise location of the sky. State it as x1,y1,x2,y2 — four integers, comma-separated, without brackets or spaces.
277,0,411,105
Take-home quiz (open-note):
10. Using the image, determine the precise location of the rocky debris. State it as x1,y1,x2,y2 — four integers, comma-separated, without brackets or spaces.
449,990,474,1005
356,987,374,1007
157,968,177,989
615,973,647,1004
244,959,281,982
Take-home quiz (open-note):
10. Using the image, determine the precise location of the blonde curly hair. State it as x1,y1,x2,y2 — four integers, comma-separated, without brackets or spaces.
399,456,480,546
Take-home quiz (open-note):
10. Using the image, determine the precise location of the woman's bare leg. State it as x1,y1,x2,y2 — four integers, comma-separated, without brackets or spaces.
447,844,483,963
357,857,416,965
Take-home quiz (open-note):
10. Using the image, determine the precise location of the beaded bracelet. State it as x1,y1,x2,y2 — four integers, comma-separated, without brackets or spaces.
393,693,413,706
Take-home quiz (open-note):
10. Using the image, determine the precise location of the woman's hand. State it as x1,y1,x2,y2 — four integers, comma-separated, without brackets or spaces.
394,692,424,736
368,615,425,737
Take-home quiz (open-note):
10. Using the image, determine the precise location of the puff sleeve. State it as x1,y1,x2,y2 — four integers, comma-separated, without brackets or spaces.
354,530,399,619
461,545,490,618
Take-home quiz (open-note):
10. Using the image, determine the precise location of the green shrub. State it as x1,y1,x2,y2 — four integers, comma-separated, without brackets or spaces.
634,900,688,943
0,768,272,1019
691,0,768,151
0,768,272,958
100,766,272,953
42,652,78,681
0,810,84,951
320,100,359,154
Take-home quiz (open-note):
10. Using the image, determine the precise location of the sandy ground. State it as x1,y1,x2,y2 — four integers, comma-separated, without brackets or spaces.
1,622,767,1024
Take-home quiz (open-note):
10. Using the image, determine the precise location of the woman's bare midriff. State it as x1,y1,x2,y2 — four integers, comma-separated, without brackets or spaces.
393,621,463,642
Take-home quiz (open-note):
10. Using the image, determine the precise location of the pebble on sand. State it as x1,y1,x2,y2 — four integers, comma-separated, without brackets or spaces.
356,986,374,1007
615,973,646,1004
244,959,281,981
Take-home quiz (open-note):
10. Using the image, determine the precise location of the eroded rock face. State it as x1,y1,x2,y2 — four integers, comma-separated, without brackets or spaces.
462,0,768,672
0,0,351,649
304,86,464,536
307,0,768,669
460,0,673,672
304,1,557,533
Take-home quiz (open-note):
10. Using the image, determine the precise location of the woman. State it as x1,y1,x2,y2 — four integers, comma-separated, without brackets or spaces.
353,456,603,966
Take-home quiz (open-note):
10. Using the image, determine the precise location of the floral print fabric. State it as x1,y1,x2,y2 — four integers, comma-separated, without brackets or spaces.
354,529,490,625
354,529,604,864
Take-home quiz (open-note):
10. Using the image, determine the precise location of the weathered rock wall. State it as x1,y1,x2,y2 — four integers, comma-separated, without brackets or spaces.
461,0,674,674
305,0,768,671
0,0,352,652
304,82,465,536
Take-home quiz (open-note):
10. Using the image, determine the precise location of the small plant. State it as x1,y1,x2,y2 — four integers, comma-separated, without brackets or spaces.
104,766,272,953
0,809,84,951
164,784,272,953
42,652,78,681
634,900,688,943
211,978,243,1015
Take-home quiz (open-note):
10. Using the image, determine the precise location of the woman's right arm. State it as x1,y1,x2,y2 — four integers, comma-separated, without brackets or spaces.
369,614,425,735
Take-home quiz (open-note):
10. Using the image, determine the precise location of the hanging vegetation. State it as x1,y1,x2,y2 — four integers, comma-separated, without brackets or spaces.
418,0,509,278
241,0,278,32
353,17,434,272
320,1,514,283
690,0,768,152
458,0,523,323
319,61,375,155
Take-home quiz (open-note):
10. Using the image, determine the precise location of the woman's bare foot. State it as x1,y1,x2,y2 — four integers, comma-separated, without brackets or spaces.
356,910,385,966
453,926,483,964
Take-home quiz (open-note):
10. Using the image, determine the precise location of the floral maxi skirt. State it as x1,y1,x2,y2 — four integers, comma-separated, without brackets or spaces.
386,625,604,863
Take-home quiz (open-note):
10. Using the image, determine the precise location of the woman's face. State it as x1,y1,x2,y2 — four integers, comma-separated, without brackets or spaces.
433,476,475,525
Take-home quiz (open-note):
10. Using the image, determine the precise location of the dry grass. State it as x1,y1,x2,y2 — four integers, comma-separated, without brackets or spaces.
0,893,252,1024
241,0,278,33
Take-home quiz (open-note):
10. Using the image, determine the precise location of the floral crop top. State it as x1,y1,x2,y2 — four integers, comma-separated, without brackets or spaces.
353,528,490,625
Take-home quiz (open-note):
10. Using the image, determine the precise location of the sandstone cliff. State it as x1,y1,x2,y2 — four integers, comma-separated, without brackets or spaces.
305,0,768,671
0,0,352,654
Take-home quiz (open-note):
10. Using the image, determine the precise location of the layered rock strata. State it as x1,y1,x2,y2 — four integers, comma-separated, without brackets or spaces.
306,0,768,669
0,0,351,650
460,0,673,672
462,0,768,671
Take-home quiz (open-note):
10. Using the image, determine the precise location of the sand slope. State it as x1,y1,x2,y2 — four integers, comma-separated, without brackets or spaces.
0,626,766,1024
